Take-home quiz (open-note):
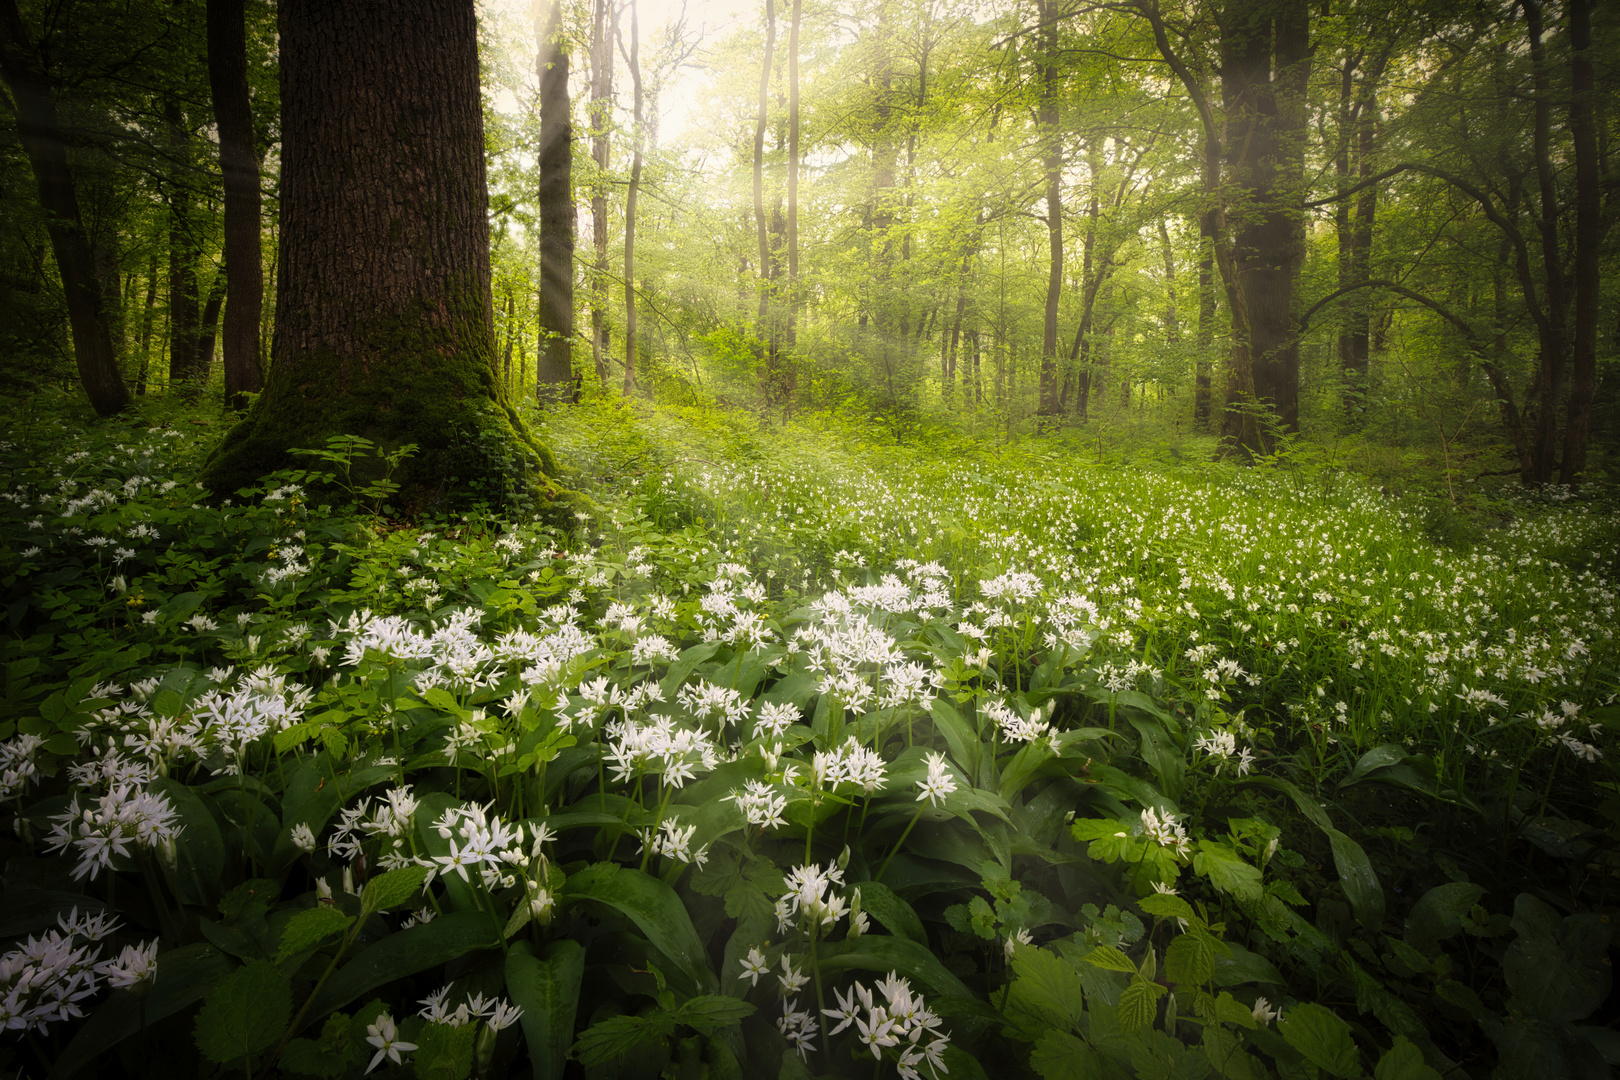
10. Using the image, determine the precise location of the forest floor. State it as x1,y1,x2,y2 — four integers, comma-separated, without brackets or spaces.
2,391,1618,1079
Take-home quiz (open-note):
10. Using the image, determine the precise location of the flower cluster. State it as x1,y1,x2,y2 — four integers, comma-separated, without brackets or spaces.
44,784,181,880
824,971,951,1080
0,909,158,1034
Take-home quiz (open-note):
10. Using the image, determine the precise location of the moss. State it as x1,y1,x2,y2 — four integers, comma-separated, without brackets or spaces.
198,307,589,522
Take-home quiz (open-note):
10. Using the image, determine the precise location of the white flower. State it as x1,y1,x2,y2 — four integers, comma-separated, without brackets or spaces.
1252,997,1280,1025
289,823,317,853
97,940,159,989
739,946,771,986
365,1013,417,1073
916,751,957,807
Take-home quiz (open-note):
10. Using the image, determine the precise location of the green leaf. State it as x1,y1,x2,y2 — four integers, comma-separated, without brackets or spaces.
1165,932,1217,988
853,881,927,944
280,1014,359,1078
1278,1002,1360,1078
573,1013,676,1068
150,776,227,906
1081,946,1139,973
562,862,716,994
1403,882,1483,954
57,944,237,1077
1239,777,1384,929
1139,893,1196,922
668,995,755,1032
414,1020,477,1080
1193,840,1264,902
1117,975,1166,1032
1030,1030,1105,1080
193,960,292,1064
361,864,429,914
1006,948,1085,1033
277,907,354,962
304,910,500,1019
816,935,973,1000
506,939,585,1080
1213,943,1285,988
1374,1036,1441,1080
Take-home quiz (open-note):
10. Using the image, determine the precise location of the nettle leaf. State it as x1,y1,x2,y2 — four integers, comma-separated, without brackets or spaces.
361,864,429,914
1138,892,1196,923
1375,1036,1442,1080
668,995,754,1032
1029,1030,1106,1080
1165,931,1217,989
280,1013,358,1078
1080,946,1139,974
1005,947,1085,1034
1116,975,1166,1032
277,907,354,962
1277,1002,1361,1078
573,1013,677,1068
1193,839,1263,901
193,960,292,1064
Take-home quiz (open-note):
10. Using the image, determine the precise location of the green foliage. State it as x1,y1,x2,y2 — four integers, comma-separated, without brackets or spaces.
193,960,293,1064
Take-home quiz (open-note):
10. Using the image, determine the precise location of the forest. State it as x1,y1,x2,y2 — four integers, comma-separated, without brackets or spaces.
1,0,1618,1077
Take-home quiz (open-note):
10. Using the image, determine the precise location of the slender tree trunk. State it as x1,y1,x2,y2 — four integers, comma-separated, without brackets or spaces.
0,0,128,415
208,0,264,409
536,0,575,402
1158,218,1179,345
194,269,228,381
136,255,159,396
165,98,202,396
1560,0,1598,485
623,0,643,395
753,0,778,401
1035,0,1062,428
785,0,801,406
589,0,613,387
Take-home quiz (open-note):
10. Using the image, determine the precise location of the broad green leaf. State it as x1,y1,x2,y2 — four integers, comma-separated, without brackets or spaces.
150,776,227,906
572,1012,676,1068
361,864,429,914
1238,777,1383,929
562,862,716,994
193,960,292,1064
1212,943,1285,988
854,880,927,944
1278,1002,1360,1077
57,944,236,1077
277,907,353,962
304,910,500,1020
506,939,585,1080
1374,1036,1441,1080
817,935,973,1000
1125,712,1185,801
1502,895,1612,1023
280,1011,359,1078
669,995,755,1032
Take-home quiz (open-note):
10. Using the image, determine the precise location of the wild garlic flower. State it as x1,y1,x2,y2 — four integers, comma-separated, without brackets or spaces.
730,780,789,829
289,822,317,853
639,818,710,868
915,752,957,807
983,699,1048,744
738,946,772,986
812,737,888,795
365,1013,417,1073
824,972,950,1080
754,701,800,739
776,862,849,933
777,997,820,1059
44,784,182,880
1139,807,1191,856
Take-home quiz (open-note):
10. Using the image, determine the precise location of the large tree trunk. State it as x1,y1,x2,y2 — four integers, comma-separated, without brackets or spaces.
1035,0,1062,430
1560,0,1598,485
536,0,575,402
207,0,264,410
1219,0,1308,456
201,0,562,511
0,0,128,415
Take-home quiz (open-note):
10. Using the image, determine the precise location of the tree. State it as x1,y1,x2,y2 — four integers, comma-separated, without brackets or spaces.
207,0,264,410
536,0,575,402
0,0,129,416
200,0,563,510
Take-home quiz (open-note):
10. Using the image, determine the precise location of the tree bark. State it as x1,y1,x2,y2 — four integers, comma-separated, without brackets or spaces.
1560,0,1598,485
536,0,576,402
201,0,563,511
753,0,780,402
1035,0,1063,429
0,0,128,415
623,0,644,395
785,0,801,405
165,98,203,397
207,0,264,409
588,0,613,387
